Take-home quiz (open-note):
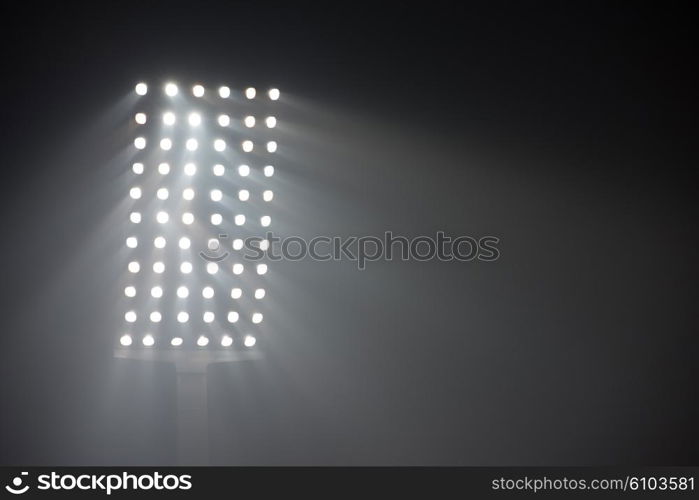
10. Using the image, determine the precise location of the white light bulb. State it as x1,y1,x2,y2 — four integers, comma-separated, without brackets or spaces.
179,237,191,250
154,236,166,248
165,83,178,96
157,187,169,200
203,312,214,323
135,83,148,96
238,189,250,201
180,261,193,274
197,335,210,346
244,116,255,128
192,84,205,97
245,87,256,99
150,311,162,323
143,334,155,347
183,188,195,201
266,141,277,153
257,263,268,275
158,162,170,175
265,116,277,128
132,162,144,174
244,335,257,348
120,334,133,346
214,139,226,151
252,313,263,324
255,288,266,299
242,140,253,152
227,311,239,323
188,112,201,126
156,211,169,223
210,189,222,202
232,238,243,250
171,337,183,347
128,261,140,273
163,111,176,125
125,311,137,323
134,137,146,149
231,288,242,299
186,138,198,151
177,286,189,298
202,286,214,299
153,261,165,273
234,214,245,226
221,335,233,347
232,263,244,275
184,162,197,176
177,312,189,323
268,88,280,100
260,215,271,227
238,164,250,177
129,187,142,199
182,212,194,224
218,86,230,98
130,212,141,223
135,112,147,124
213,164,225,176
259,239,270,251
207,262,219,274
124,286,136,297
211,213,222,225
263,190,273,201
218,114,230,127
264,165,274,177
150,286,163,298
126,237,138,248
160,138,172,150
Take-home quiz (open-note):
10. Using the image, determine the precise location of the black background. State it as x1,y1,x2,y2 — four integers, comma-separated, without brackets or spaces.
0,2,697,465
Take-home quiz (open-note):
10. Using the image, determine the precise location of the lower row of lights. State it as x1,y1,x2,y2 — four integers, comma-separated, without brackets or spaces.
119,333,256,348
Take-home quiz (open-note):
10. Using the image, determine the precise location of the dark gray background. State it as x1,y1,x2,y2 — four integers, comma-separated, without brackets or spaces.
0,2,696,465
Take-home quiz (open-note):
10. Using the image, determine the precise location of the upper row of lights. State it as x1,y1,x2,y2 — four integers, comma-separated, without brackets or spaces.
135,82,280,101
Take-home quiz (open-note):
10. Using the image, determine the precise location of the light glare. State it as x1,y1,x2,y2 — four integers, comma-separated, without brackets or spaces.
135,83,148,95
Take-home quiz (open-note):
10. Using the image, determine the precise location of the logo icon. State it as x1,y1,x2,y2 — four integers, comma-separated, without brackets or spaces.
5,472,29,495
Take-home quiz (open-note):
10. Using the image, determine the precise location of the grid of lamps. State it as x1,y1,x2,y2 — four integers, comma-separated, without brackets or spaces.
120,82,280,350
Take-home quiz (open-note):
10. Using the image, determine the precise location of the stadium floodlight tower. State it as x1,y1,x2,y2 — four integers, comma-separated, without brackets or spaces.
117,80,281,464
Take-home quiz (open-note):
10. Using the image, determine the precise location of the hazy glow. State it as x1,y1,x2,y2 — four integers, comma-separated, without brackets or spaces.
192,84,205,97
120,334,133,346
245,87,256,99
128,261,140,273
135,83,148,95
268,88,280,100
130,212,141,223
143,334,155,347
132,162,144,174
154,236,166,248
238,164,250,176
266,141,277,153
158,162,170,175
244,116,255,128
157,187,169,200
218,114,230,127
238,189,250,201
221,335,233,347
183,188,195,200
186,138,198,151
231,288,242,299
227,311,239,323
218,86,230,98
135,112,147,124
265,116,277,128
126,237,138,248
184,162,197,176
264,165,274,177
182,212,194,224
180,261,193,274
242,140,253,152
211,213,222,225
213,164,225,176
163,111,176,125
244,335,257,347
134,137,146,149
210,189,223,202
165,82,178,96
